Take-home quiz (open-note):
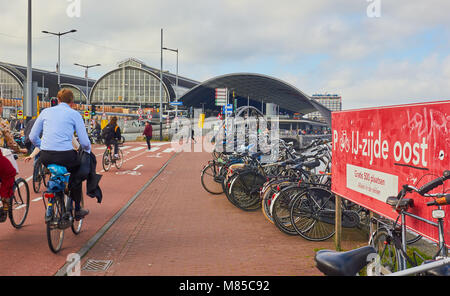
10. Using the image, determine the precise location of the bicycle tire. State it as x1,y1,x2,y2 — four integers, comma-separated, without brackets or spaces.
46,196,65,253
289,186,337,241
201,163,224,195
32,160,42,193
69,196,83,235
102,149,112,171
370,228,399,274
114,149,124,169
8,178,30,229
271,186,303,235
229,170,265,211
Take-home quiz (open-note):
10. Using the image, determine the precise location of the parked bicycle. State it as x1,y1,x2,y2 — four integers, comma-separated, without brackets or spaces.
315,170,450,276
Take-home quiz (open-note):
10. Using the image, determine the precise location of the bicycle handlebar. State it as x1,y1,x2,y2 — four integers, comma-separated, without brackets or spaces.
426,194,450,206
418,170,450,195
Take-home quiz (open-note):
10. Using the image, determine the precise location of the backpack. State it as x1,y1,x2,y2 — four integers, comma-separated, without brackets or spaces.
101,125,116,141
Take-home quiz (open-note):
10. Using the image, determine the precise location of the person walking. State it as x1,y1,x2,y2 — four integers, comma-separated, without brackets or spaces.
143,121,153,150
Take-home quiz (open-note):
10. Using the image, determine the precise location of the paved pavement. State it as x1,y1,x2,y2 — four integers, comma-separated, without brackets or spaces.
76,149,367,276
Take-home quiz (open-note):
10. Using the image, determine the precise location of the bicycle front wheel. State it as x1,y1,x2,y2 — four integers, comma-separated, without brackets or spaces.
201,162,224,195
9,178,30,229
32,160,42,193
371,228,399,274
46,196,65,253
290,186,336,241
102,149,112,171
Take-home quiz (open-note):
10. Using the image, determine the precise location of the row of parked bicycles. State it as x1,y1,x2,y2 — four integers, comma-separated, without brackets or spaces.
200,138,450,276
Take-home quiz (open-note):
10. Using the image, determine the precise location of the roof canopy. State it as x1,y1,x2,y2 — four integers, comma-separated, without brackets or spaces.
179,73,331,125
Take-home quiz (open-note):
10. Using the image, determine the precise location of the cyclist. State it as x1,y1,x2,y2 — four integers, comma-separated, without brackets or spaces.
0,99,27,222
102,116,121,159
29,89,91,220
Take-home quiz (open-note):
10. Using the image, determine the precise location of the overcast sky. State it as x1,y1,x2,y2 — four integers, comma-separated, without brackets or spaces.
1,0,449,110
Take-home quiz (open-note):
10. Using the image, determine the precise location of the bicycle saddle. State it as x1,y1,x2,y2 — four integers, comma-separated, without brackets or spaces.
386,196,414,210
315,246,376,276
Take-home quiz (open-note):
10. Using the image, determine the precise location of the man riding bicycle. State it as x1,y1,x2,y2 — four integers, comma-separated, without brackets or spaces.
0,99,27,222
102,116,121,159
29,89,91,220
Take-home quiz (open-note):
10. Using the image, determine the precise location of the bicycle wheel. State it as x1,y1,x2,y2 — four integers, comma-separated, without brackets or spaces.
102,149,112,171
229,170,265,211
69,196,83,235
289,186,337,241
201,162,224,195
272,186,304,235
46,196,65,253
370,228,399,274
32,160,42,193
8,178,30,229
114,149,124,169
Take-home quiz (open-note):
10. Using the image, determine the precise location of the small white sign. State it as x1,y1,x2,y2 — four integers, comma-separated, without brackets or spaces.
346,164,398,202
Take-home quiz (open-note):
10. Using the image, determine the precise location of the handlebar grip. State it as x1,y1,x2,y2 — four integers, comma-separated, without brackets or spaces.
418,178,444,195
417,171,450,195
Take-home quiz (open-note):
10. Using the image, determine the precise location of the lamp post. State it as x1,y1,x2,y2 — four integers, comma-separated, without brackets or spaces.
42,29,77,88
162,46,179,119
73,63,101,106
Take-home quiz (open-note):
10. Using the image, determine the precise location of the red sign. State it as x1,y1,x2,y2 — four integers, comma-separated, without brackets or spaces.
332,100,450,245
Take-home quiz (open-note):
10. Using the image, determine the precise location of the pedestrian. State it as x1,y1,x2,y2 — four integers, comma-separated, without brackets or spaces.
143,121,152,150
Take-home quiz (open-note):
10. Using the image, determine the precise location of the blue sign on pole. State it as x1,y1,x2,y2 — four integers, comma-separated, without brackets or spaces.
223,104,233,115
170,101,183,106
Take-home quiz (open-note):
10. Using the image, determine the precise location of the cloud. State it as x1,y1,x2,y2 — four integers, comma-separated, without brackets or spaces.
0,0,449,109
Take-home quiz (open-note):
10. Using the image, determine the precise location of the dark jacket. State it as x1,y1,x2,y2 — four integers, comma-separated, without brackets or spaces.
74,150,103,203
143,124,152,138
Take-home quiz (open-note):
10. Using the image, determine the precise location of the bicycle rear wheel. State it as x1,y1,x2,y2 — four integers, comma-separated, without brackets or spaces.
46,196,65,253
9,178,30,229
114,150,124,169
102,149,112,171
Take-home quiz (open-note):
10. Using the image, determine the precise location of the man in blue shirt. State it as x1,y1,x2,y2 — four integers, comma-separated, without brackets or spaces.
30,89,91,220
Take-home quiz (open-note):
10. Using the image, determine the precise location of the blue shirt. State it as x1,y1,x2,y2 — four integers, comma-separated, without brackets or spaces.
29,103,91,153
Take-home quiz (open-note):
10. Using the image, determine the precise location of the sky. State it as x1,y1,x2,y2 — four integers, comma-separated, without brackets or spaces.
0,0,449,110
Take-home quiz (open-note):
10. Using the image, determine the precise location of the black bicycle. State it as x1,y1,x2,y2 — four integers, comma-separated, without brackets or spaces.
43,165,84,253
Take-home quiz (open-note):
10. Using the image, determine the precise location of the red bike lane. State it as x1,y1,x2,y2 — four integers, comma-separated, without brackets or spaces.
0,141,175,276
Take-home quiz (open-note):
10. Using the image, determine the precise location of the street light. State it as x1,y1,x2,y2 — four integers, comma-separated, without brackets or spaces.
162,46,179,118
73,63,101,106
42,29,77,88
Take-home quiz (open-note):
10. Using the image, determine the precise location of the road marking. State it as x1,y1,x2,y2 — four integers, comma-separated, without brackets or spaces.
147,153,162,158
148,147,160,152
130,147,145,152
32,197,43,202
162,148,175,153
133,164,144,171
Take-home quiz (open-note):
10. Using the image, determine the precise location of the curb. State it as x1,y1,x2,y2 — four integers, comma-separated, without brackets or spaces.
54,152,179,276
